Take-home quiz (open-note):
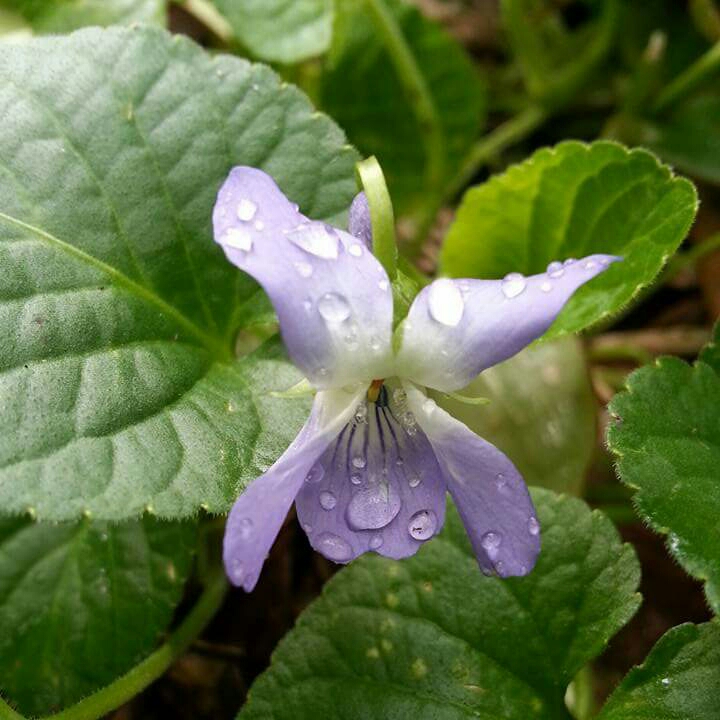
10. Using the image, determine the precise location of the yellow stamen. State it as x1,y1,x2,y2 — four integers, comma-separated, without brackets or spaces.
367,378,384,402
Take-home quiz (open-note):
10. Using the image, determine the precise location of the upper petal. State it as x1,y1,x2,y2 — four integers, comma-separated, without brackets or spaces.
214,168,393,388
295,382,446,562
404,382,540,577
396,255,620,391
223,385,363,591
348,191,372,249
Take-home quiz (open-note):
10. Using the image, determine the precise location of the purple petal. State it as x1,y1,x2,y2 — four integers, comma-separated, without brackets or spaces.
405,383,540,577
396,255,621,391
295,383,446,563
348,192,372,249
223,387,363,591
213,168,393,388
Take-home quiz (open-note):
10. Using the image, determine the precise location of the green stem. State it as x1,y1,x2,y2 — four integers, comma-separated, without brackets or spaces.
178,0,234,45
653,39,720,114
567,665,597,720
0,572,228,720
362,0,446,194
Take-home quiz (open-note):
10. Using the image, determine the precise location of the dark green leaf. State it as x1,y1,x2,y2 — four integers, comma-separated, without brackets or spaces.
433,338,596,496
597,622,720,720
608,325,720,613
0,515,195,715
441,141,697,338
239,489,641,720
0,26,353,520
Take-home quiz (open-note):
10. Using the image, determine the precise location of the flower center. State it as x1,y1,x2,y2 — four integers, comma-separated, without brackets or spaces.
367,378,385,402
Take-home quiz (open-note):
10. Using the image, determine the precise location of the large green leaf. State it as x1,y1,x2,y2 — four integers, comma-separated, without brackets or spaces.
433,338,596,496
211,0,333,64
0,0,165,31
0,26,354,521
239,489,641,719
0,515,196,715
597,622,720,720
608,324,720,613
319,0,485,216
441,141,697,338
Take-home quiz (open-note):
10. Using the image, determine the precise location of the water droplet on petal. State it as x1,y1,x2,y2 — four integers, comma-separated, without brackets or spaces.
305,465,325,484
408,475,421,488
428,279,464,326
302,523,313,534
547,261,564,278
254,220,264,231
540,281,552,292
422,398,436,415
528,516,540,536
286,223,339,259
238,517,253,539
585,259,597,270
294,261,313,278
318,292,351,323
230,559,245,583
354,402,368,424
352,456,367,469
349,243,363,257
408,510,437,540
401,411,417,435
221,227,253,252
370,534,383,550
480,531,502,559
378,279,389,292
236,198,257,221
350,473,362,485
495,473,507,490
346,484,401,530
316,532,352,562
370,335,381,351
393,389,407,406
501,272,526,298
319,491,337,510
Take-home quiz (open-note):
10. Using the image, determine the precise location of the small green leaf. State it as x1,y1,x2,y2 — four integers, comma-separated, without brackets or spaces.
0,515,195,715
441,141,698,338
0,26,353,520
320,0,485,216
239,489,640,719
608,324,720,613
433,338,596,496
0,0,165,31
211,0,333,64
597,622,720,720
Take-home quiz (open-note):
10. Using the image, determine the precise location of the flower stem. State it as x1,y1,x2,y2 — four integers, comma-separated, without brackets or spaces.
362,0,446,195
0,571,228,720
653,39,720,114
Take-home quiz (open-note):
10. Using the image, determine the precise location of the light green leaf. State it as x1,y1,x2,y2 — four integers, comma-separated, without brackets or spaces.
0,0,165,31
210,0,333,64
608,324,720,613
597,622,720,720
239,489,641,720
433,338,596,496
0,26,355,521
441,141,698,338
0,515,196,715
319,0,485,216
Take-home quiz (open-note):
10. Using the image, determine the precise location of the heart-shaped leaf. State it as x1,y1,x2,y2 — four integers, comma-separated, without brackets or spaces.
0,26,353,521
238,489,640,719
441,141,697,338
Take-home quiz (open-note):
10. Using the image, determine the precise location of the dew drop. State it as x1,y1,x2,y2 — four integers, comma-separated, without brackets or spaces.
221,227,253,252
393,389,407,406
495,473,507,490
302,523,313,534
480,531,502,559
352,456,367,469
303,298,313,312
661,677,671,688
354,402,368,424
305,465,325,484
528,516,540,536
350,473,362,485
236,198,257,221
318,292,351,323
370,335,381,351
422,398,437,415
370,534,384,550
346,484,401,530
428,279,464,326
294,261,313,278
230,559,245,583
319,491,337,510
501,272,526,298
540,281,553,293
408,510,437,540
238,517,253,539
401,411,417,435
378,279,389,292
254,220,264,231
547,261,564,278
349,243,363,257
584,259,597,270
316,532,352,562
408,475,421,489
286,223,339,259
564,257,576,266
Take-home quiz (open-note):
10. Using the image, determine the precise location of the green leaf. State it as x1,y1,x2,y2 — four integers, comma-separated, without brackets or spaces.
210,0,333,64
319,0,485,216
0,515,196,715
0,0,165,31
238,489,641,720
608,324,720,613
0,26,354,521
441,141,698,338
432,338,596,496
597,622,720,720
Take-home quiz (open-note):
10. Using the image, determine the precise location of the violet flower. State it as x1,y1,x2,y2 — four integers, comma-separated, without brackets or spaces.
214,167,619,591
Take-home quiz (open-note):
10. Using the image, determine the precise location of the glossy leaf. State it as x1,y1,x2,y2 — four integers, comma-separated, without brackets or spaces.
0,515,195,715
433,338,596,496
608,325,720,612
441,141,697,338
211,0,333,64
239,489,641,720
598,622,720,720
319,0,485,215
0,26,353,521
